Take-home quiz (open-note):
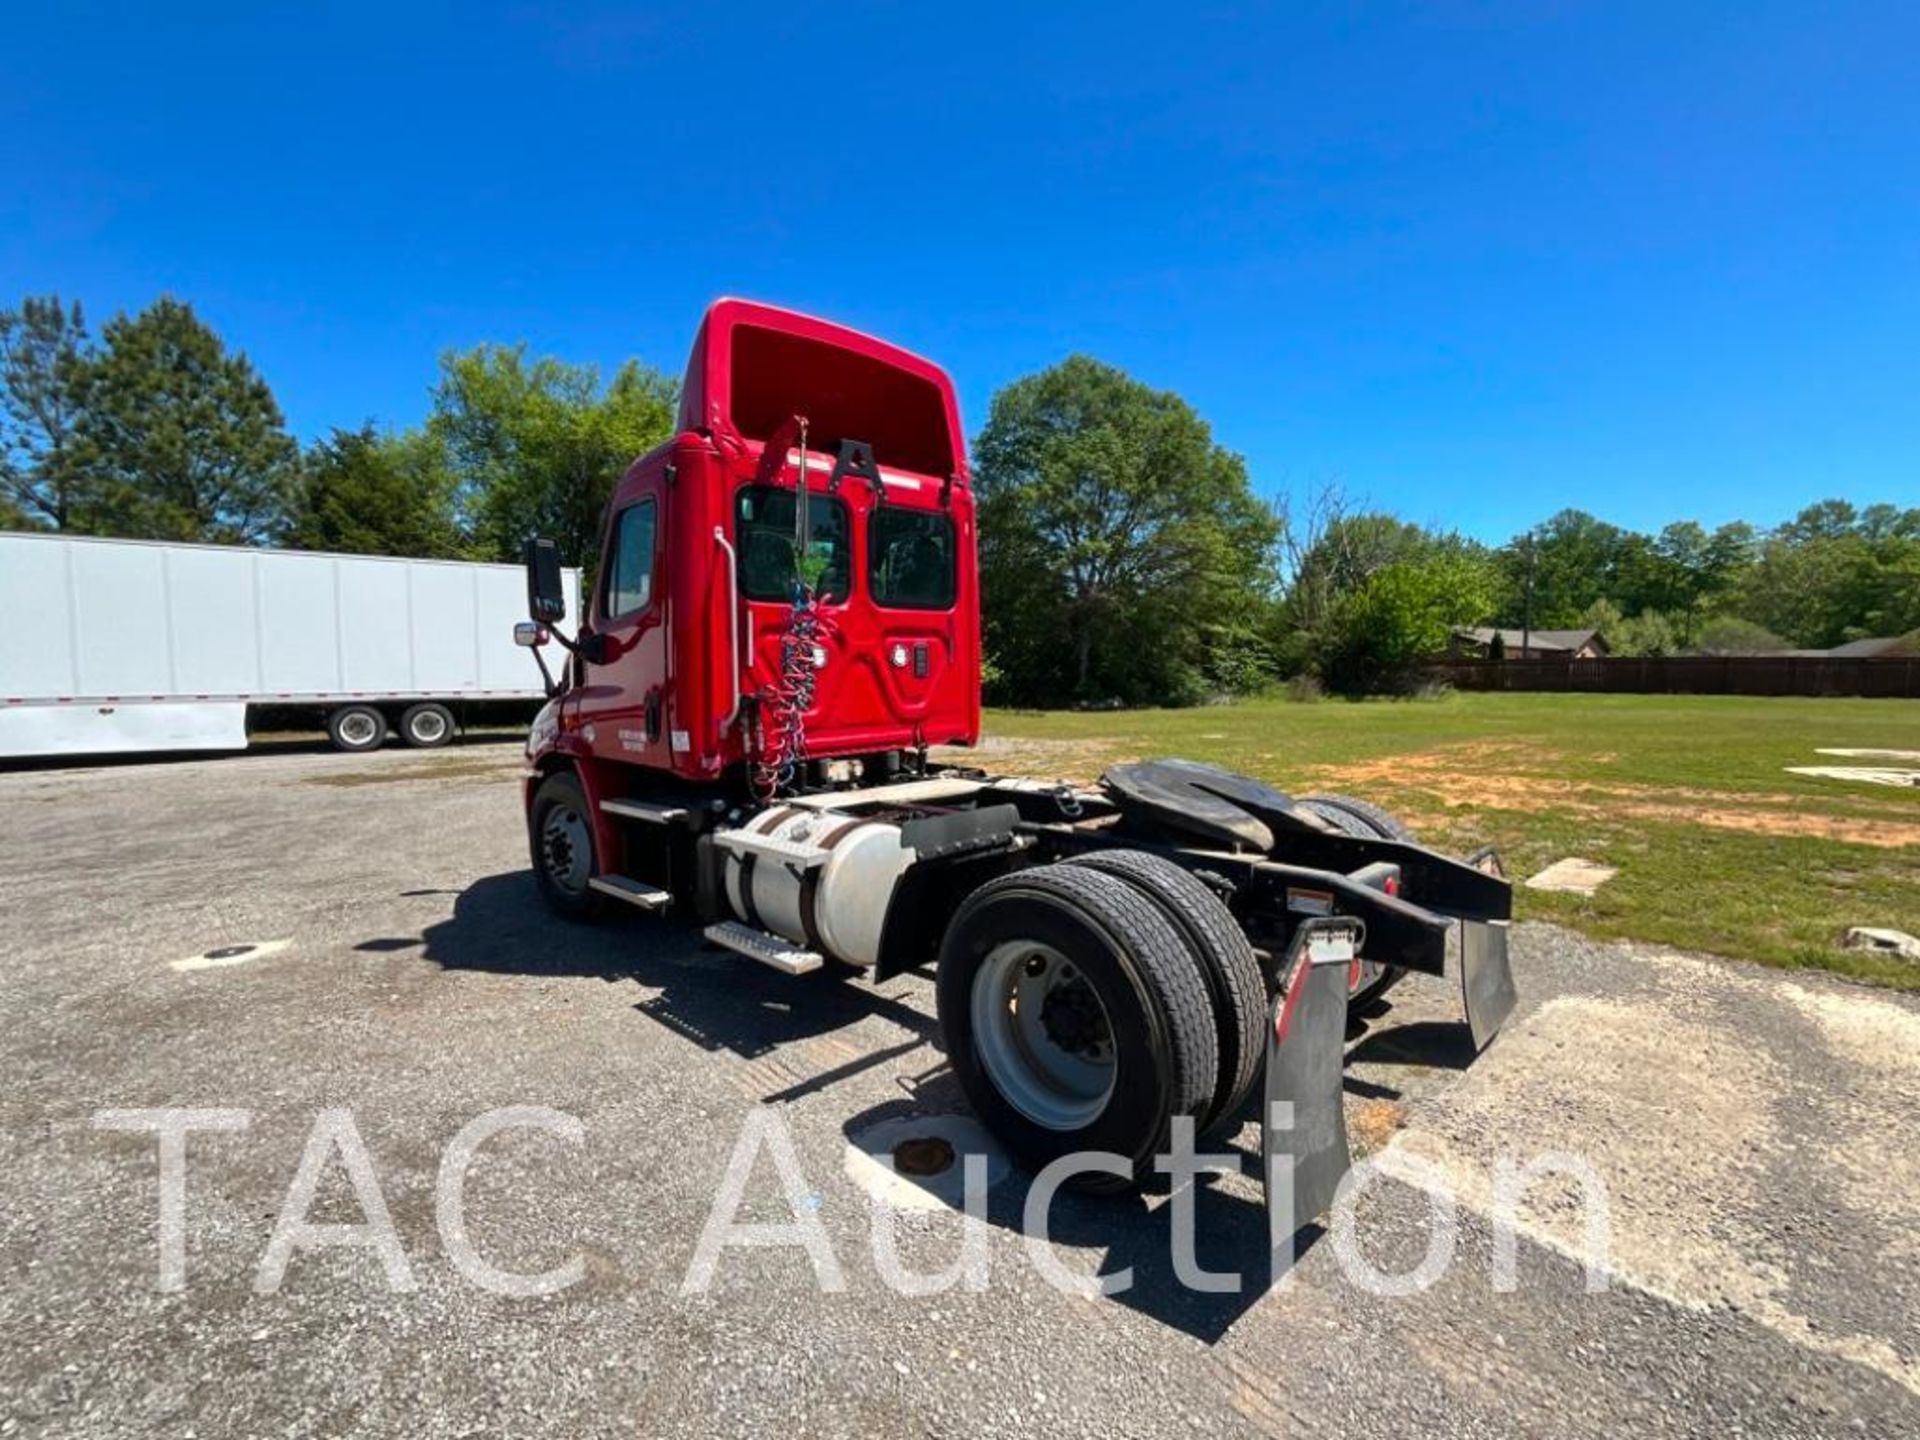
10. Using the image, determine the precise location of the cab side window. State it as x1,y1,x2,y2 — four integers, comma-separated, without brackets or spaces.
604,499,657,618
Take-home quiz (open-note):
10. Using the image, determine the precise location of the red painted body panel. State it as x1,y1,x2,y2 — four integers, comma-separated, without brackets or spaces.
529,300,981,794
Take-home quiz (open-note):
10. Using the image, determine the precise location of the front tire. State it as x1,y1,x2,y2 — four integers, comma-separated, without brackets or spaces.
326,704,387,753
935,864,1218,1191
529,771,608,920
399,702,456,748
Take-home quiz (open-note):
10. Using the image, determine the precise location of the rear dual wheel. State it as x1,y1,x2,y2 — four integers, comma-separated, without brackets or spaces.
324,702,456,751
937,861,1249,1190
400,702,456,748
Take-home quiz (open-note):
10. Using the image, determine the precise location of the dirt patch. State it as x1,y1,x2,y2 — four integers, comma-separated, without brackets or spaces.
1309,743,1920,849
303,757,521,787
1348,1097,1407,1154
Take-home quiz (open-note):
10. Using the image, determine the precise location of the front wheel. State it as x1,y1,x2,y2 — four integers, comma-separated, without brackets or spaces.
935,864,1218,1191
528,771,608,920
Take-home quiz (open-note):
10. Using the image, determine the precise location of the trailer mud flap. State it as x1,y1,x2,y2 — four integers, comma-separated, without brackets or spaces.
1460,918,1516,1051
1263,918,1363,1249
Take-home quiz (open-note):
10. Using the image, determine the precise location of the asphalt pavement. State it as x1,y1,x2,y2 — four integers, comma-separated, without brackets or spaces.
2,740,1916,1438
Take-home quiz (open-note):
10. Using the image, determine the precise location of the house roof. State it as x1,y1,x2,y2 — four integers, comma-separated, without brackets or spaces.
1817,635,1916,659
1454,627,1606,654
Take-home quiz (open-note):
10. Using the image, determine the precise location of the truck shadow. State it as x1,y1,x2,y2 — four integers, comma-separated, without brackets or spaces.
414,871,939,1065
841,1084,1292,1345
418,872,1463,1345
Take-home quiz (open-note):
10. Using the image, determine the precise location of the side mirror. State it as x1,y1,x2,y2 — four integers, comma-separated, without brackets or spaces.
513,622,548,648
523,537,568,623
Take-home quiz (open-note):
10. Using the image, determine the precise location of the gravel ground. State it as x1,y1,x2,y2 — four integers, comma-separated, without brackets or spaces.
2,741,1917,1438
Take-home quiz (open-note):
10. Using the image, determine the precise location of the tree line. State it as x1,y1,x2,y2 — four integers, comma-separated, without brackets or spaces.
0,294,676,570
5,292,1915,703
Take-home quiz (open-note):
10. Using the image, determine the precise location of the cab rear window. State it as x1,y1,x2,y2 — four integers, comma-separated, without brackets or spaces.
869,507,957,610
735,486,850,602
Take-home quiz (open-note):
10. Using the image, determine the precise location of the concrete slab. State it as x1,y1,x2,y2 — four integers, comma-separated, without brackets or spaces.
1523,856,1619,894
1845,926,1920,962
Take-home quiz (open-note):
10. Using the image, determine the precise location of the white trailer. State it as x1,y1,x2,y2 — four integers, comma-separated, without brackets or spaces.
0,532,579,759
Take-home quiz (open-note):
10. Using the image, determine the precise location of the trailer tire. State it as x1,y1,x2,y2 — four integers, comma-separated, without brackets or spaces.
935,864,1217,1192
326,704,387,753
1064,848,1265,1137
399,702,456,748
1297,794,1412,1008
529,771,609,921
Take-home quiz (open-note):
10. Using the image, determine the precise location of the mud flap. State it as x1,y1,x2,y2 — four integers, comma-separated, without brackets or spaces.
1263,918,1364,1255
1460,918,1517,1051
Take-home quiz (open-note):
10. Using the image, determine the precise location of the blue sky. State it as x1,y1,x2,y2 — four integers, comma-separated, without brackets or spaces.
6,2,1916,542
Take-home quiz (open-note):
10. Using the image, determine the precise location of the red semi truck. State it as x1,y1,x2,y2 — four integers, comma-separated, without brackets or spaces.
514,299,1514,1225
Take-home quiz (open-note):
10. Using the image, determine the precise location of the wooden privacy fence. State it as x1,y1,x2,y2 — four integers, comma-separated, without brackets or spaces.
1429,655,1920,698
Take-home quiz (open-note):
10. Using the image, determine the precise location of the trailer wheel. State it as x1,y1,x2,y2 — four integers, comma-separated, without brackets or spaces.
1064,848,1265,1137
399,702,456,748
935,864,1217,1191
529,771,608,921
326,704,387,753
1297,793,1413,1008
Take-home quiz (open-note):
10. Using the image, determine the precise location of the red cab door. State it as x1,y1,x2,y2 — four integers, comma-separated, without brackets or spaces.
572,471,670,771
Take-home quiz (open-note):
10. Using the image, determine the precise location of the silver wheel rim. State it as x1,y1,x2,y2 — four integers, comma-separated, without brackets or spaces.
971,941,1116,1131
409,710,449,744
540,804,591,894
338,711,378,747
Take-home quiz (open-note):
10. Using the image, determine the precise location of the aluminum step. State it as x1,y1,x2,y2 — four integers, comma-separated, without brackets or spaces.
703,921,823,975
600,798,689,824
587,875,672,911
712,827,831,869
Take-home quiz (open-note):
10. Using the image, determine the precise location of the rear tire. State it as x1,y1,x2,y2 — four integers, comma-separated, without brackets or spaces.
399,702,456,748
326,704,386,753
529,771,608,921
935,864,1218,1191
1298,793,1413,1008
1299,792,1413,843
1065,848,1265,1137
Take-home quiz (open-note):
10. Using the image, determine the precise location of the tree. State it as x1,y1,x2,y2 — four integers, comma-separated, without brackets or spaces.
76,298,298,543
1284,510,1430,635
288,424,466,558
1694,616,1789,655
1728,499,1920,646
0,295,95,529
973,355,1280,705
1580,598,1681,656
1494,509,1630,627
1317,539,1500,692
431,344,678,567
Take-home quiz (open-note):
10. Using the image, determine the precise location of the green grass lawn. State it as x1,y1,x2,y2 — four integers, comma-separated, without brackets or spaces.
963,693,1920,989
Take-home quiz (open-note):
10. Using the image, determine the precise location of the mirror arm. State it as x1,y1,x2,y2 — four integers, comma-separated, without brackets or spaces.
529,644,560,699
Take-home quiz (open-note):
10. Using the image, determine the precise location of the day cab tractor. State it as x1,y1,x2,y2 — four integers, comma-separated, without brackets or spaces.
514,299,1516,1230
